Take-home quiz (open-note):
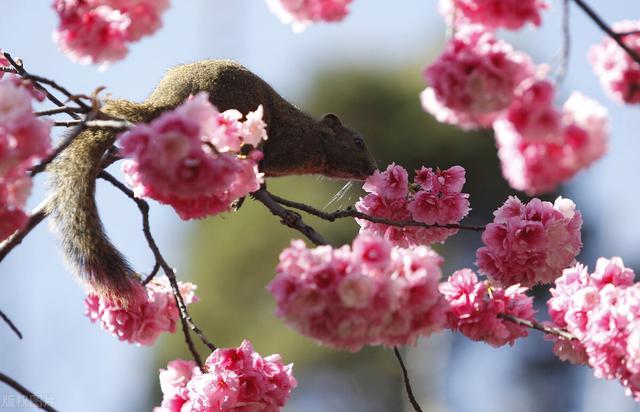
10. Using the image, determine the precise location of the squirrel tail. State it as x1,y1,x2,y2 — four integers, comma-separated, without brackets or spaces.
47,99,151,304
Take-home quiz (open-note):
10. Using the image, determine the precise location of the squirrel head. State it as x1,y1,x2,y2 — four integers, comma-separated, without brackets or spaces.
318,113,377,180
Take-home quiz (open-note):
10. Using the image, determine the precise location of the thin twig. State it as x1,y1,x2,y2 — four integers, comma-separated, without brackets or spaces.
555,0,571,85
0,372,57,412
268,192,485,232
99,171,217,368
0,197,50,263
30,122,89,177
498,313,575,341
0,309,23,339
34,106,89,117
3,52,91,111
619,30,640,37
393,347,424,412
252,189,329,246
572,0,640,65
143,262,161,285
53,119,133,129
2,52,82,119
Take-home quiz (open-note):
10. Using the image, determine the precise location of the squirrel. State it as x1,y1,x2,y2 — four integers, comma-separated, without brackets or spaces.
47,59,377,304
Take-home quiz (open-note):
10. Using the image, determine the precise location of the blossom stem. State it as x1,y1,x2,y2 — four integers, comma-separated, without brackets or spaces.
268,191,485,232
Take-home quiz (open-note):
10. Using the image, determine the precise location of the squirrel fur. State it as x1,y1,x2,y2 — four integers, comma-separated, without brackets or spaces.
47,60,377,303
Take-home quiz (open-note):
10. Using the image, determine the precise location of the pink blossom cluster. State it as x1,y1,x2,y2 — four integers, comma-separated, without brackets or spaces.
494,78,609,194
547,258,640,399
268,235,446,351
355,163,470,248
0,73,51,241
476,196,583,288
589,20,640,105
84,277,198,345
119,92,266,220
265,0,352,31
439,269,535,347
52,0,170,64
154,340,297,411
421,27,534,130
439,0,548,30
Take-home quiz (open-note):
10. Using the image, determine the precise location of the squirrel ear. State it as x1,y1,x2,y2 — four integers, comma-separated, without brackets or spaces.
322,113,342,129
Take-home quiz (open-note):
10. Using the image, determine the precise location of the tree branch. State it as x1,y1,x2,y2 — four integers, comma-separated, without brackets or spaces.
0,197,50,263
267,191,485,232
572,0,640,65
99,171,217,369
393,347,424,412
251,189,329,246
2,52,87,118
498,313,575,341
0,373,57,412
34,106,89,117
0,309,23,339
52,119,133,129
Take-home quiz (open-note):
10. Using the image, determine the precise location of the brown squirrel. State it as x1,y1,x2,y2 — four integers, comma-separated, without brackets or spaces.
47,60,377,303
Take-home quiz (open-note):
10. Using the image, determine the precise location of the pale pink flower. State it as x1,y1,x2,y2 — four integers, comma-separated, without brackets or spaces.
362,163,408,200
476,196,583,288
0,79,51,241
268,235,446,351
439,269,535,347
589,20,640,104
421,27,534,129
119,92,266,220
408,166,470,225
155,359,200,412
495,78,609,195
52,0,169,65
547,258,640,399
439,0,548,30
84,277,198,345
242,105,268,146
156,340,297,411
265,0,352,31
356,164,470,247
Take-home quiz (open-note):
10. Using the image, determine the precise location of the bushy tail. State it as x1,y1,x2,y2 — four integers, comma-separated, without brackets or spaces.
47,99,152,304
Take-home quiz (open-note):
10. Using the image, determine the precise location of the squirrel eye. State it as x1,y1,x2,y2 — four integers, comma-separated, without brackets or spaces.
353,137,365,150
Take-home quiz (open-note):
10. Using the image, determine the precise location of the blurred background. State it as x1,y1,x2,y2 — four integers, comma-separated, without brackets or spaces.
1,1,639,411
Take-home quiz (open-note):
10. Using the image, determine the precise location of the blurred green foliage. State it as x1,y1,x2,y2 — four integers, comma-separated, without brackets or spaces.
153,61,515,409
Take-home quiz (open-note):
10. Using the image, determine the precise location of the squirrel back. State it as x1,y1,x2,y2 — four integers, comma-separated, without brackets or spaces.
48,60,377,303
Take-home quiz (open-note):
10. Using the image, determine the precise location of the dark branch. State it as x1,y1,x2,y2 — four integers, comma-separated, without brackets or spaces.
53,119,133,129
99,171,217,368
498,313,575,341
393,347,424,412
30,123,88,177
554,0,571,85
143,262,161,285
2,52,84,118
0,198,49,263
0,373,58,412
0,309,23,339
268,191,485,232
572,0,640,65
252,189,329,246
34,106,89,117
